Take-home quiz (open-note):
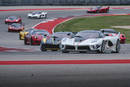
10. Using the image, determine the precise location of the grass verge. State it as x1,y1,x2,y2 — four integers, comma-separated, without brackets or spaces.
55,15,130,43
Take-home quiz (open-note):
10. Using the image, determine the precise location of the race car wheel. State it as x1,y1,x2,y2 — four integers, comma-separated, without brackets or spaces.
8,30,10,32
24,38,27,45
115,40,120,53
79,51,86,53
28,16,31,19
19,34,22,40
40,44,47,51
97,41,106,53
45,14,47,19
96,10,100,13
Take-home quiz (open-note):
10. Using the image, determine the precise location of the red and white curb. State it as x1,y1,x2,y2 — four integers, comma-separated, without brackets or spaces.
0,59,130,65
33,17,73,34
32,18,57,29
0,46,33,52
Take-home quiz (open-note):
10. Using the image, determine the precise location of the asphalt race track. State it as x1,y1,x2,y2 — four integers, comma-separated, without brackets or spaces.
0,6,130,87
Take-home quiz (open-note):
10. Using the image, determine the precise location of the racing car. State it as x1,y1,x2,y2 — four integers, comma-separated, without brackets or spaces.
8,23,24,32
60,30,120,53
87,6,110,13
31,31,50,45
5,16,22,24
19,28,34,40
100,29,126,44
40,32,74,51
24,29,49,45
27,11,47,19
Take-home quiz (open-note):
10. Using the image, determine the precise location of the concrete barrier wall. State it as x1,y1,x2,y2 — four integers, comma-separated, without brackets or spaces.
0,0,130,6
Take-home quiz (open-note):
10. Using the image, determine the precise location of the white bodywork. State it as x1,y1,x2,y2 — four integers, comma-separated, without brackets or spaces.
28,11,47,18
60,32,120,53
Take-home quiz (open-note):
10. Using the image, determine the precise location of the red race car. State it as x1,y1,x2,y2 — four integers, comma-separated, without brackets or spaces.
31,32,50,45
120,34,126,44
87,6,110,13
100,29,126,44
24,30,50,45
5,16,22,24
8,23,24,32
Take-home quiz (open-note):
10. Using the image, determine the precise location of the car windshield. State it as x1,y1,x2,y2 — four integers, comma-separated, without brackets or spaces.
11,23,22,28
75,32,100,39
102,29,118,34
8,16,17,20
52,32,71,38
32,11,42,14
36,32,48,36
91,6,101,10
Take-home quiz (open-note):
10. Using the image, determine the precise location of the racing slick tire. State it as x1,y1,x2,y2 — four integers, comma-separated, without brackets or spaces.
28,16,31,19
5,22,8,24
24,38,28,45
113,40,120,53
96,10,100,13
97,40,106,53
79,51,86,53
8,29,11,32
40,44,47,51
45,14,47,19
19,34,22,40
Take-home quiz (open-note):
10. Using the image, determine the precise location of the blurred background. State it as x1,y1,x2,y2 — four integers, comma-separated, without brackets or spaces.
0,0,130,6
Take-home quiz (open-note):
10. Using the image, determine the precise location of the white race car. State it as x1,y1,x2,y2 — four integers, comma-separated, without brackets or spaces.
60,30,120,53
27,11,47,19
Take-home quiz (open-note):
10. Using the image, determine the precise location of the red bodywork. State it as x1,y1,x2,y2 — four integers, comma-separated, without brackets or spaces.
25,32,50,45
106,33,126,44
120,34,126,44
31,34,44,45
8,24,24,32
5,16,22,24
87,6,110,13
